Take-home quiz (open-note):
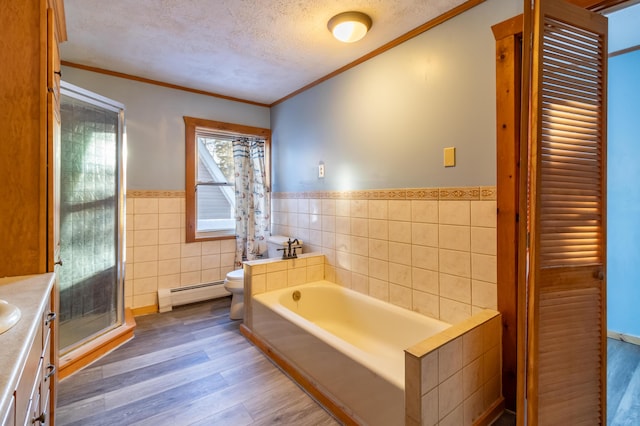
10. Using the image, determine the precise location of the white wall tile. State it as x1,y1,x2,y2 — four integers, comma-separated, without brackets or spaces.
134,230,159,247
134,198,159,214
335,233,351,253
158,213,180,229
439,249,471,278
158,244,180,260
297,198,310,214
389,200,411,222
412,267,439,295
335,199,350,217
158,228,180,245
181,242,202,258
471,200,496,228
412,245,438,271
335,216,350,235
389,241,411,266
389,220,411,243
369,239,389,261
412,223,438,247
201,240,221,255
368,219,388,240
351,217,368,237
471,253,497,283
438,337,463,382
438,370,464,419
439,225,471,252
471,227,496,255
440,298,472,324
351,236,369,256
439,201,470,226
368,200,388,219
389,283,411,309
350,199,368,218
389,263,412,287
134,213,159,230
413,290,439,318
411,200,438,223
369,258,389,281
369,278,389,301
440,273,471,304
472,280,497,310
158,197,181,214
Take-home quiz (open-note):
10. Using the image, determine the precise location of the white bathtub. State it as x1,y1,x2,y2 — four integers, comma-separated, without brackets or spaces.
250,281,450,425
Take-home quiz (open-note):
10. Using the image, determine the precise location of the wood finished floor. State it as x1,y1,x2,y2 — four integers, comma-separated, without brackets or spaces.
608,338,640,426
56,297,340,426
56,297,639,426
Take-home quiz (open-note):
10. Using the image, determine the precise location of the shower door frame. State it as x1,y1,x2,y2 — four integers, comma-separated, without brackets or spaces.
59,81,126,354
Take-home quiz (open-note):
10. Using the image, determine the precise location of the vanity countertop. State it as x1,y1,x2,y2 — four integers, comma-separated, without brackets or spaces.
0,273,55,418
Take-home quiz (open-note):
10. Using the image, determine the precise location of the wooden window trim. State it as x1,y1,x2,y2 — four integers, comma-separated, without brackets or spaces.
184,116,271,243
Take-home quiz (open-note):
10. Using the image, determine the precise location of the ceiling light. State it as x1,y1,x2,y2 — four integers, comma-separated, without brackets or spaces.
327,11,372,43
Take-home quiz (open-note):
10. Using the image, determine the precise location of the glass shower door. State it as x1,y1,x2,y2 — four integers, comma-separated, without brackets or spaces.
58,82,125,352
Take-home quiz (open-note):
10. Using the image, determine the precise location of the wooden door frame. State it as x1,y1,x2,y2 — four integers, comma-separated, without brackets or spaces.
492,14,523,413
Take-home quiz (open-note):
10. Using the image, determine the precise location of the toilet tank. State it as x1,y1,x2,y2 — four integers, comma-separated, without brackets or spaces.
267,235,303,258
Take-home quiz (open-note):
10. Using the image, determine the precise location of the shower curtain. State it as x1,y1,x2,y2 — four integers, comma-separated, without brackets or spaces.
233,137,270,267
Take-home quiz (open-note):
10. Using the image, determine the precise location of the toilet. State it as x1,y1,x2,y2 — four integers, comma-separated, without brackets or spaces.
224,235,303,320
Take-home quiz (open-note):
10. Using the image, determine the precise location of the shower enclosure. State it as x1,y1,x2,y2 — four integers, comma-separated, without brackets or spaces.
58,82,126,352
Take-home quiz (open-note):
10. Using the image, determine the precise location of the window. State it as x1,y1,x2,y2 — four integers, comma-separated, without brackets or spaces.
184,117,270,242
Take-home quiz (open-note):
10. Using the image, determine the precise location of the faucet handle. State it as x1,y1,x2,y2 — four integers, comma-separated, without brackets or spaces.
277,247,287,259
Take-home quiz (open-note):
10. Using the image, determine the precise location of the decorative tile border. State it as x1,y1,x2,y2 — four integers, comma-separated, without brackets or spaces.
124,186,498,201
481,186,497,200
438,186,480,200
127,190,185,198
273,186,496,201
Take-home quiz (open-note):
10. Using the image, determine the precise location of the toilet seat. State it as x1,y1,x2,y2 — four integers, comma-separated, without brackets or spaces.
224,269,244,291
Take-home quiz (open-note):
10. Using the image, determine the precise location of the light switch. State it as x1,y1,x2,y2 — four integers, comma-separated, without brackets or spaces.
444,147,456,167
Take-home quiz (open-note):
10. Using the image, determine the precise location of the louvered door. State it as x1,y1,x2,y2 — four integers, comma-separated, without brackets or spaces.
523,0,608,424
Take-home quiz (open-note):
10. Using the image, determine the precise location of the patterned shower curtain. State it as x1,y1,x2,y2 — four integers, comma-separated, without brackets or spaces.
233,137,270,268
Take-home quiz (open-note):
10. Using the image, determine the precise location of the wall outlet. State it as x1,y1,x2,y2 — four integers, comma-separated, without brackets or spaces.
318,161,325,178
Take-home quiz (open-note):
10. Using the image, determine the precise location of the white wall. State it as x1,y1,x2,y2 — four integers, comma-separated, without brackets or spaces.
271,0,522,193
61,66,270,190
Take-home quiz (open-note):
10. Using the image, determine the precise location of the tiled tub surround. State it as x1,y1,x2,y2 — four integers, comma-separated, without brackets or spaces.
125,191,236,310
271,186,497,325
241,255,502,425
405,310,503,425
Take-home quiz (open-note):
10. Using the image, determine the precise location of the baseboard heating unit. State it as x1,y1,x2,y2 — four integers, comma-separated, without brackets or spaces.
158,281,230,313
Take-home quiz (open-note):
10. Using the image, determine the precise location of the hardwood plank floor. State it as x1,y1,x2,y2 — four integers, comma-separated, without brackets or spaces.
56,297,340,426
608,338,640,426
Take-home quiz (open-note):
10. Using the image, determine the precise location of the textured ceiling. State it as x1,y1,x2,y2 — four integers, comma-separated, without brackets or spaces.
61,0,465,105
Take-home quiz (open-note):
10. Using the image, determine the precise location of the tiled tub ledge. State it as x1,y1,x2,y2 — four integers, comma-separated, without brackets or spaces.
405,310,503,426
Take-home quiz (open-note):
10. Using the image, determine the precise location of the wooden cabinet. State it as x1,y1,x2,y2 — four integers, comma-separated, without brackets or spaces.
0,0,66,277
0,1,66,424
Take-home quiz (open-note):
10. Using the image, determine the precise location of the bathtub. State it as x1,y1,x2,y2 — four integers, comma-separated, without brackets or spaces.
247,281,450,425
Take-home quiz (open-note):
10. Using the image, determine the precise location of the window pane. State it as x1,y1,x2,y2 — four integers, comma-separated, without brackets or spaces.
196,135,235,232
197,136,235,184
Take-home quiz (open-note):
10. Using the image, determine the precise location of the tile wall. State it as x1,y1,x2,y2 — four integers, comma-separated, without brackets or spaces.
405,310,503,425
125,191,236,310
271,186,497,324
